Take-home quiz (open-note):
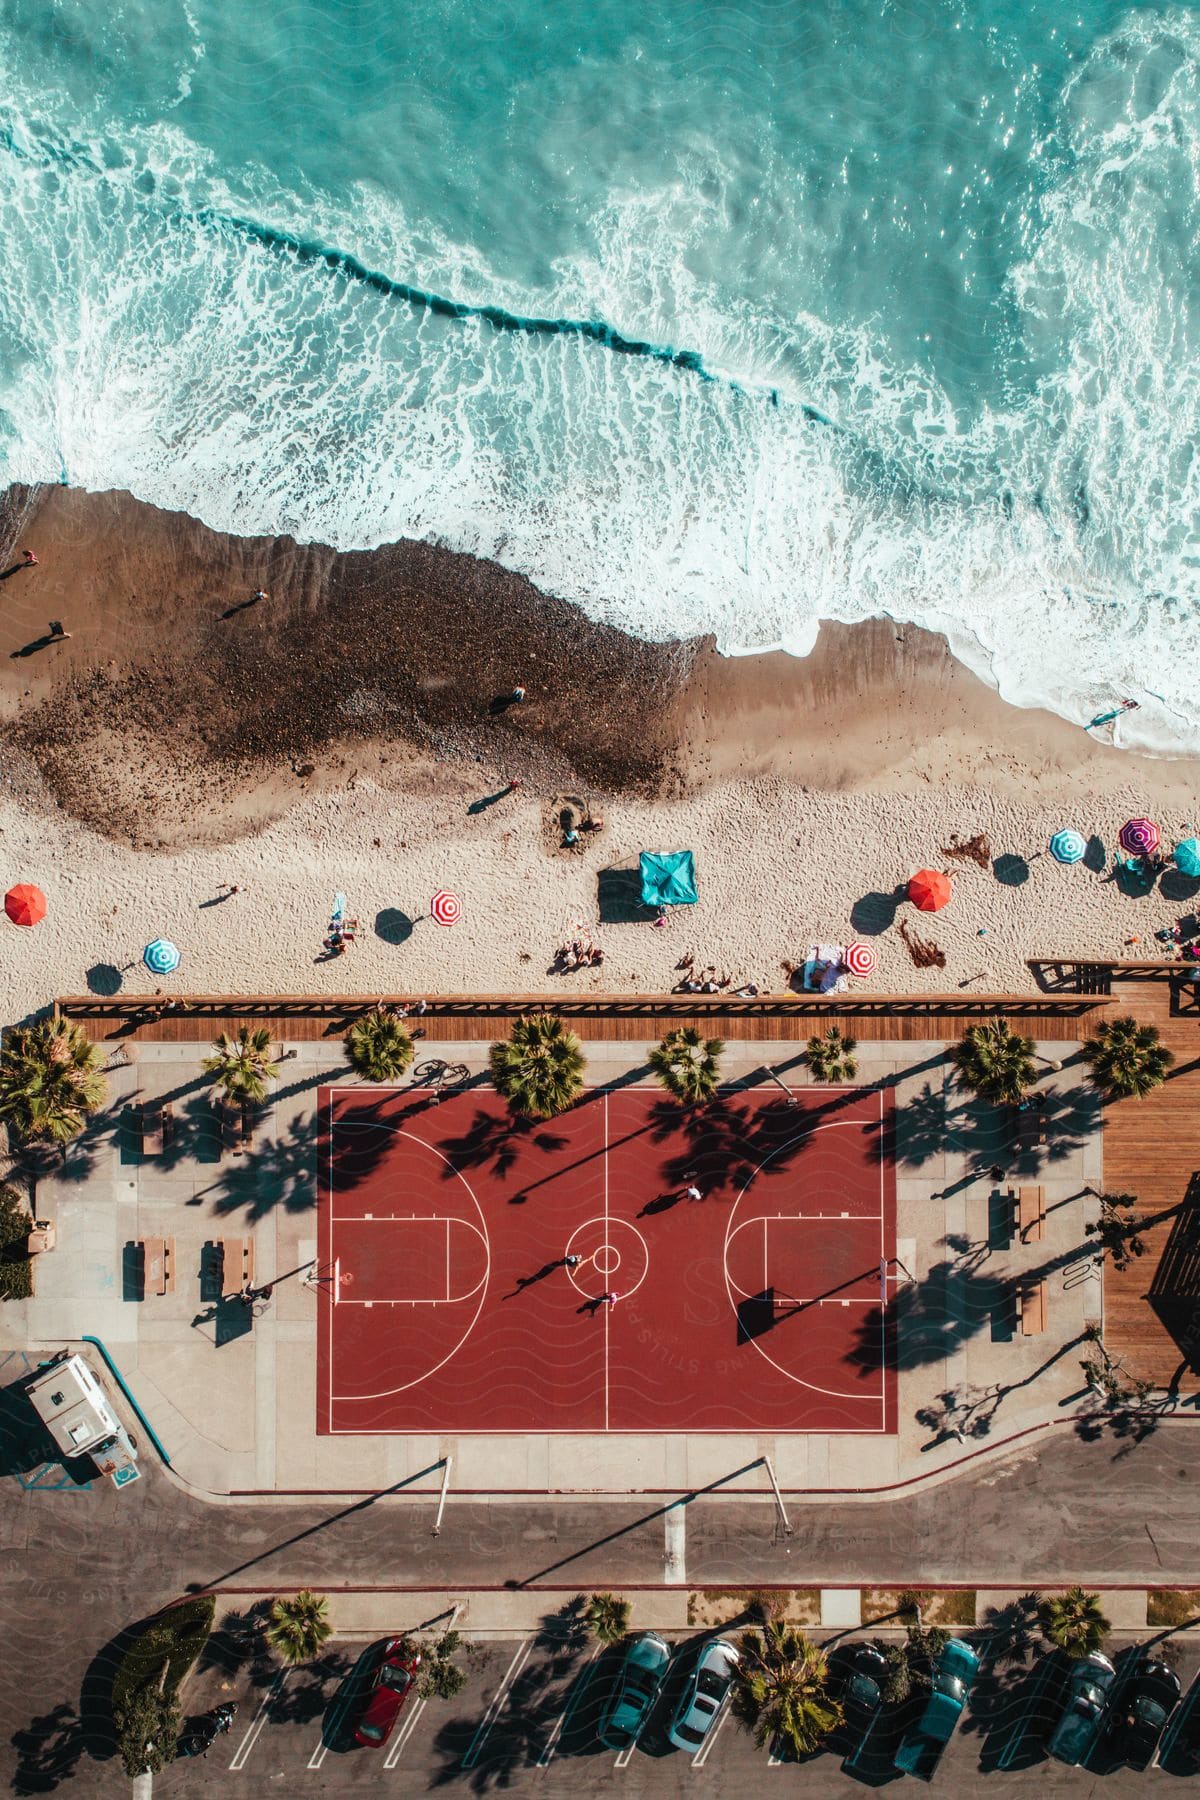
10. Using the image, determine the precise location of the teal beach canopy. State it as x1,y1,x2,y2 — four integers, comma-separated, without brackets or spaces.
639,850,698,907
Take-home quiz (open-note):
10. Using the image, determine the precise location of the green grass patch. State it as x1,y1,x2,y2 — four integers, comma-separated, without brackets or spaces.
112,1595,215,1712
0,1259,32,1299
1148,1589,1200,1629
687,1588,821,1628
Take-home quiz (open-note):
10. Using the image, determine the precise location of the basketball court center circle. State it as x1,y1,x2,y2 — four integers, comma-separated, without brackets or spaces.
565,1216,649,1300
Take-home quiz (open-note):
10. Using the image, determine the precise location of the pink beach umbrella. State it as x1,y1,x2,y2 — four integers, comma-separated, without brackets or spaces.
844,941,876,978
430,889,462,927
1119,817,1160,857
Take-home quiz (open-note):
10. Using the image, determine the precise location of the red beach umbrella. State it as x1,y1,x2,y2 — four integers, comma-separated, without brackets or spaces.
5,884,46,927
908,869,952,913
1119,817,1160,857
430,889,462,927
844,941,876,977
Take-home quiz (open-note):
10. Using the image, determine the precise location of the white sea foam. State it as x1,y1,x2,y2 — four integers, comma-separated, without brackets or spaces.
0,11,1199,754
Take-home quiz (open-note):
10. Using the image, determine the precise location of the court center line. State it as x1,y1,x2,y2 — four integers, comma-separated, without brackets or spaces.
604,1091,610,1434
228,1670,288,1769
460,1639,534,1769
536,1644,602,1767
383,1695,427,1767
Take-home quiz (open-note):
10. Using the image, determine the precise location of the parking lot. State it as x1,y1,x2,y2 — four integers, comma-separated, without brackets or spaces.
138,1629,1200,1796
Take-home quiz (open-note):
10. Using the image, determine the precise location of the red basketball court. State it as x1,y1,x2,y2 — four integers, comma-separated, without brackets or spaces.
317,1084,896,1435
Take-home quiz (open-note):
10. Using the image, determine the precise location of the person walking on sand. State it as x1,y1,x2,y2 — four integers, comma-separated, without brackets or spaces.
251,588,268,604
21,549,37,566
48,621,70,640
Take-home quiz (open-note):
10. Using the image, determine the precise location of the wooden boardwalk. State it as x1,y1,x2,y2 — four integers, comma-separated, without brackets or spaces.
53,975,1200,1390
56,990,1101,1044
1088,975,1200,1391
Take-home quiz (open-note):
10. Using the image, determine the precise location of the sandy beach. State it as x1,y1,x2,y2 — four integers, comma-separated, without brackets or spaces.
2,482,1200,1022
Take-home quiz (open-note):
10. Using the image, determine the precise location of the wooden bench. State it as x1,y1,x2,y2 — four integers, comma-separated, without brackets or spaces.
216,1098,249,1155
137,1100,173,1156
1019,1279,1047,1336
137,1234,176,1296
1018,1184,1046,1242
218,1236,255,1295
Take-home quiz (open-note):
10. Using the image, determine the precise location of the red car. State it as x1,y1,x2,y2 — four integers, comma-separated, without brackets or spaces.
353,1639,422,1747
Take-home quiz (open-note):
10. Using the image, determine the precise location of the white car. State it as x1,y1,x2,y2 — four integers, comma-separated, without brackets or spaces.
667,1639,739,1752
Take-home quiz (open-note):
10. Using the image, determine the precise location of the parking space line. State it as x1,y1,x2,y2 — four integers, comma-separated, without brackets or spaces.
691,1696,733,1768
228,1671,288,1770
384,1696,427,1767
538,1645,601,1768
461,1639,534,1769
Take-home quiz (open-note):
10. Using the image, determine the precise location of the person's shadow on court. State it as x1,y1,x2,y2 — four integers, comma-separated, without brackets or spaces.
503,1260,565,1298
576,1295,607,1316
638,1190,682,1217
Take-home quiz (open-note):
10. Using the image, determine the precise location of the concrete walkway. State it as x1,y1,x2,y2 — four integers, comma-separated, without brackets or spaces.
2,1033,1123,1503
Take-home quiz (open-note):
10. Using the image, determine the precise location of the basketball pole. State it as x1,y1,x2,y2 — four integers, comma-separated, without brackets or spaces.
760,1455,792,1537
431,1456,453,1537
761,1065,799,1106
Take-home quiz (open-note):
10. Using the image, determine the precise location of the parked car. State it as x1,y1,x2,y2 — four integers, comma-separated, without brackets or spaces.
893,1638,979,1777
838,1641,889,1721
599,1631,671,1750
354,1638,422,1747
1106,1658,1181,1764
667,1639,739,1752
1047,1651,1116,1765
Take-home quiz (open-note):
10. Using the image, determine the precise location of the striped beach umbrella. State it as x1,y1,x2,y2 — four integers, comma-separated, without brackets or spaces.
844,941,876,978
1048,829,1087,865
1175,837,1200,878
142,937,181,975
907,869,952,912
1119,817,1160,857
430,890,462,927
4,883,46,926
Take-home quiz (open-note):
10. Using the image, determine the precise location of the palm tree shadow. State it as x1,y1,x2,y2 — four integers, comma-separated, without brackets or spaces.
199,1113,321,1220
10,1701,88,1794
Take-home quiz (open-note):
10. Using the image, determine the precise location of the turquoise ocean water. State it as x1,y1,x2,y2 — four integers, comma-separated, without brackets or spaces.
1,0,1199,750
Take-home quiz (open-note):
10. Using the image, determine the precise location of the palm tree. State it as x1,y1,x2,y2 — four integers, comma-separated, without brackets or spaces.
489,1014,586,1120
203,1026,280,1106
585,1592,630,1644
1082,1016,1173,1101
649,1026,724,1106
265,1590,333,1666
345,1008,414,1083
951,1018,1038,1105
0,1016,108,1144
806,1026,858,1083
734,1621,844,1758
416,1628,468,1700
1039,1587,1111,1660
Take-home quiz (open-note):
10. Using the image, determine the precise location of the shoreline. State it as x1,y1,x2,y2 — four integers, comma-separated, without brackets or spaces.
1,484,1195,851
1,483,1199,1017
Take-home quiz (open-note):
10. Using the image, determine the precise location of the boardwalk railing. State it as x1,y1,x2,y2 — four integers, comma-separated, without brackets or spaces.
1029,958,1198,998
56,990,1106,1028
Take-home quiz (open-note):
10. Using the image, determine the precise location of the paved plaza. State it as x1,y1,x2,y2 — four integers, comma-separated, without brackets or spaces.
1,1032,1107,1496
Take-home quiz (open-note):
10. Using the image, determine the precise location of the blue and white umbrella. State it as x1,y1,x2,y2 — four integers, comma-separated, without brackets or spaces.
143,937,181,975
1049,829,1087,865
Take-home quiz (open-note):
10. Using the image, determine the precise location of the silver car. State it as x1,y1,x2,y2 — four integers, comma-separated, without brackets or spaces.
667,1639,739,1752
